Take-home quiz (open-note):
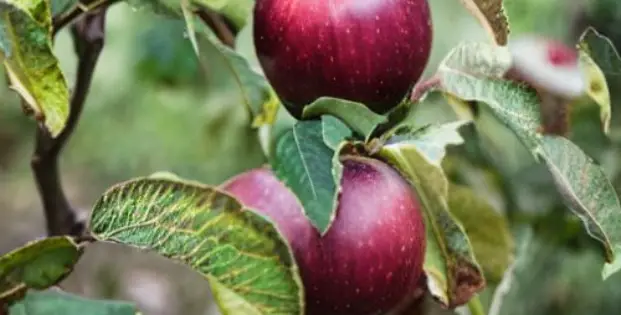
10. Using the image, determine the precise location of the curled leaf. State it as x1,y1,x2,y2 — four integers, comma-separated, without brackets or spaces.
0,237,82,302
89,178,304,314
577,27,621,135
378,121,484,307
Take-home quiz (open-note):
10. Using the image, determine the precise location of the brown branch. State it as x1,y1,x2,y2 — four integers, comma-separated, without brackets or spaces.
52,0,119,37
196,9,237,48
32,9,108,236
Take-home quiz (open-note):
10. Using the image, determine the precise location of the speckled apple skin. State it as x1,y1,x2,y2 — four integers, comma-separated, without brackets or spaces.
221,155,426,315
253,0,433,118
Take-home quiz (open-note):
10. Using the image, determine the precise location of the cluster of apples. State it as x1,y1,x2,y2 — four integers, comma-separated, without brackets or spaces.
219,1,435,315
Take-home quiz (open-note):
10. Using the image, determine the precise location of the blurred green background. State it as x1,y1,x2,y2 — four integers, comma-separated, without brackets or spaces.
1,0,620,314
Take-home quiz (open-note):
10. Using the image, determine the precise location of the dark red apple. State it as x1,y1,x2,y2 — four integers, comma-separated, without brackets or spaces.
220,155,426,315
253,0,433,119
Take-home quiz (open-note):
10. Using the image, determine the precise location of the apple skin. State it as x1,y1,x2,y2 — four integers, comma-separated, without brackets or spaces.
253,0,433,119
220,155,426,315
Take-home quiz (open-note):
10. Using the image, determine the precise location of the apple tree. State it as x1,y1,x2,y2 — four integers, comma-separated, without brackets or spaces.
0,0,620,314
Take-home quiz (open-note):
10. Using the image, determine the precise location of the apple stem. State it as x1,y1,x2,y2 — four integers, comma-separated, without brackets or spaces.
537,92,570,136
467,295,486,315
410,75,442,103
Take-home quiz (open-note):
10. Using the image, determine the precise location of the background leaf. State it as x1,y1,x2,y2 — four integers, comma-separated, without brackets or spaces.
8,290,138,315
0,0,70,137
88,178,304,315
377,122,484,307
447,182,514,283
535,135,621,278
578,27,621,77
434,42,621,279
186,19,275,127
270,120,344,234
302,97,388,139
457,0,510,45
193,0,254,29
0,237,82,302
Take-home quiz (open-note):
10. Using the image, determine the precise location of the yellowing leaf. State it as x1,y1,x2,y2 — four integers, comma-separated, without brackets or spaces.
0,0,70,137
577,27,621,135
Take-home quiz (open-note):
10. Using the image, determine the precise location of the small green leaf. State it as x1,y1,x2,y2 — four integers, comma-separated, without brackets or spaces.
389,121,470,163
8,290,138,315
185,18,275,127
534,135,621,278
302,97,388,139
457,0,510,45
0,0,70,137
321,115,352,151
577,27,621,135
271,120,343,234
0,237,82,302
88,178,304,315
448,182,514,283
377,121,484,307
438,42,512,79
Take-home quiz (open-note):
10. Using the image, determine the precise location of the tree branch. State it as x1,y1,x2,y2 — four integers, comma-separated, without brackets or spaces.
195,9,237,48
32,9,108,236
52,0,118,37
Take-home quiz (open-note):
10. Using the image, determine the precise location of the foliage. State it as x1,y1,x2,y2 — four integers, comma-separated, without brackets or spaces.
0,0,620,314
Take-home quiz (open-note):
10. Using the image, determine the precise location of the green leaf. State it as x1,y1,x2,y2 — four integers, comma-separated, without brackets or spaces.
321,115,352,151
447,182,514,283
377,121,484,308
271,120,345,234
302,97,388,139
185,18,276,127
193,0,254,29
577,27,621,134
0,0,70,137
487,227,535,315
0,237,82,302
534,135,621,279
88,178,304,315
435,41,621,279
8,290,138,315
457,0,510,45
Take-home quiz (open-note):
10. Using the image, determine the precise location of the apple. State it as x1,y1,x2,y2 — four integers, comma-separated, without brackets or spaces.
220,155,426,315
253,0,433,119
